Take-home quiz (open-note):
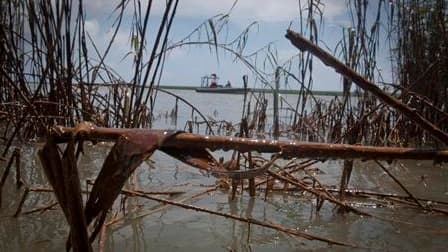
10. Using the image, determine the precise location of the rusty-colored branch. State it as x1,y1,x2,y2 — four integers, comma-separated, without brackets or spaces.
374,161,426,210
13,187,29,217
267,170,371,217
22,202,58,215
54,124,448,161
14,148,23,188
319,188,448,215
122,189,359,248
322,188,448,206
108,186,218,228
98,222,107,252
39,138,92,252
386,197,448,215
285,29,448,145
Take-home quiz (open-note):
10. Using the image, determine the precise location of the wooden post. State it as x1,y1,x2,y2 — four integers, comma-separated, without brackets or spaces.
273,67,280,139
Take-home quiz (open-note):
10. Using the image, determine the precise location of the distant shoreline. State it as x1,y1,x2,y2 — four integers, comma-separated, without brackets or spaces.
66,83,351,96
158,85,348,96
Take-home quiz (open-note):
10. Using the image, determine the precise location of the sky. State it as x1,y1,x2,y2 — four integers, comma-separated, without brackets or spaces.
82,0,392,91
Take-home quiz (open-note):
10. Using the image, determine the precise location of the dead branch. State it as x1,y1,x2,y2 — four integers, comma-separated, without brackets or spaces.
324,188,448,206
374,160,426,210
267,170,372,217
54,123,448,161
13,187,29,217
22,202,58,215
108,186,219,228
385,197,448,215
121,189,360,248
39,138,92,252
285,29,448,145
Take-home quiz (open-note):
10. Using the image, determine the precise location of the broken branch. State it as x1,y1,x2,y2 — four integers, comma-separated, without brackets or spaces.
285,29,448,145
54,124,448,161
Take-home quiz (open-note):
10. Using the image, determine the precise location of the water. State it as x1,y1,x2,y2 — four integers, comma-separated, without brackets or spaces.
1,90,447,251
150,89,336,138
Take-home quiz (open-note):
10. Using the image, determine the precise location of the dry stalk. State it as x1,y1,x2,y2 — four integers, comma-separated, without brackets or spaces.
285,29,448,145
22,202,58,215
108,186,219,228
120,189,360,248
374,160,426,210
267,170,371,217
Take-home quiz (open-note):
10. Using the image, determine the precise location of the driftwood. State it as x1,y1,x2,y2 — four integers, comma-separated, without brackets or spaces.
54,123,448,162
285,29,448,145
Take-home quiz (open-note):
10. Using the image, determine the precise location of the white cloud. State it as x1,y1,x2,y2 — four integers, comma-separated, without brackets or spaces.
173,0,299,22
84,0,118,15
320,0,347,20
159,0,346,23
85,19,100,36
82,0,347,24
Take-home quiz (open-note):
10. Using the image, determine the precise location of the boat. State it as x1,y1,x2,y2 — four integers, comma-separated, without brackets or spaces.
195,86,248,94
195,73,249,94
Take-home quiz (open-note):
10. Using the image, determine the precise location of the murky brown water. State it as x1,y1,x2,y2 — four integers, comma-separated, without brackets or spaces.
1,142,447,252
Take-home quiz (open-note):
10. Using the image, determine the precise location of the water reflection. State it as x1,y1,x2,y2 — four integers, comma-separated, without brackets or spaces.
226,196,255,252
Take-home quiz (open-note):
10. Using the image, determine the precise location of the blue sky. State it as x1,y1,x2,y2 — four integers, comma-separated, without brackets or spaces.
83,0,392,91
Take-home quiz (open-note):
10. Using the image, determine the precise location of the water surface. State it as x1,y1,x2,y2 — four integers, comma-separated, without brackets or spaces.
1,90,447,251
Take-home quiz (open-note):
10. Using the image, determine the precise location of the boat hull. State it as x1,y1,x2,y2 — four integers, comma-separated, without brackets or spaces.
195,87,249,94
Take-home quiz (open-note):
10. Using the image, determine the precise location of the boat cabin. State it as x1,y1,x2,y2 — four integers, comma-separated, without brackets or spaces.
201,73,221,88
